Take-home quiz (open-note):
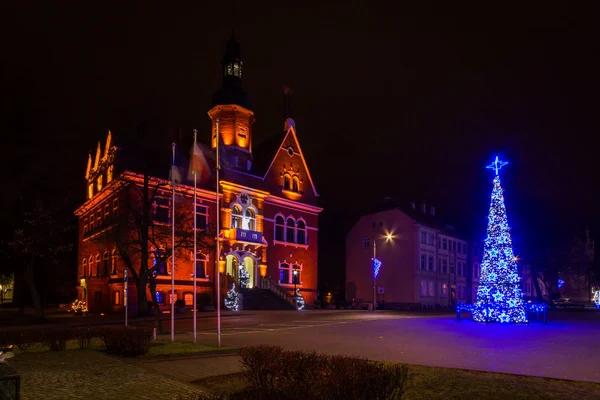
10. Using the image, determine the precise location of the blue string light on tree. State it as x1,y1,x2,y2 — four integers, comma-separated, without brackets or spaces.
472,156,528,324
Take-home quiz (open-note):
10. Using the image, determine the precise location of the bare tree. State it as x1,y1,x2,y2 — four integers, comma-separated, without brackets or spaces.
97,171,215,333
9,200,73,320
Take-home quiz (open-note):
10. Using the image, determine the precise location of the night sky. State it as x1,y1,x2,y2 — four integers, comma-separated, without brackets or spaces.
2,3,599,286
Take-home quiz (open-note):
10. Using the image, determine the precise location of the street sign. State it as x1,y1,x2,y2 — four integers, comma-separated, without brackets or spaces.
377,286,384,295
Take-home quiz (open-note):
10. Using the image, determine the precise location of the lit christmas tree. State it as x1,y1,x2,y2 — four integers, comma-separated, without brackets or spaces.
473,156,528,324
225,283,239,311
239,265,250,288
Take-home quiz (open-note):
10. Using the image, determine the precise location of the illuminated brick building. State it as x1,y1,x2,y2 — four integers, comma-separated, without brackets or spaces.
75,34,322,312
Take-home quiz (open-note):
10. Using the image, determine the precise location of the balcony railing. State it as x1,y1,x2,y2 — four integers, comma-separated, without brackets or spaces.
232,228,263,244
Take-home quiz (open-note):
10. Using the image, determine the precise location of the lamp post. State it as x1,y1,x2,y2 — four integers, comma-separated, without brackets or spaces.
372,233,393,311
293,270,298,293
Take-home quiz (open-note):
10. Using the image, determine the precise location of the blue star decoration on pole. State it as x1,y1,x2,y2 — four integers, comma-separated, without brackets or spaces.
486,156,508,176
372,258,382,279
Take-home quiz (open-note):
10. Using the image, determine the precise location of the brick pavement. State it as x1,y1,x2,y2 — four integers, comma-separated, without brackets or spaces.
9,351,205,400
137,354,243,383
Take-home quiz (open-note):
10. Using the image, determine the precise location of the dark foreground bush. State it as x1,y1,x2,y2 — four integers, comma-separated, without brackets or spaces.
233,345,410,400
98,326,153,356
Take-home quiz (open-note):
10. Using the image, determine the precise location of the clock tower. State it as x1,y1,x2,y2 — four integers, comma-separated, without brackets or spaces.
208,31,255,171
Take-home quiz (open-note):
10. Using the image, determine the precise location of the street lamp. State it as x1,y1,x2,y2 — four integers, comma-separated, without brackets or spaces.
293,269,298,293
372,233,394,311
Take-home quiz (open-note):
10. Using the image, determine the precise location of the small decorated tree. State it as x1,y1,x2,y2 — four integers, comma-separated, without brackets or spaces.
239,265,250,288
294,288,305,310
225,283,239,311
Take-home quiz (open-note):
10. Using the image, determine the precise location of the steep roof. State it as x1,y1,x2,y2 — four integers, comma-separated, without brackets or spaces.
251,131,287,175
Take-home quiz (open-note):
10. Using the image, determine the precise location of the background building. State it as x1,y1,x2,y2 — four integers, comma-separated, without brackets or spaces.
75,34,322,313
346,201,472,309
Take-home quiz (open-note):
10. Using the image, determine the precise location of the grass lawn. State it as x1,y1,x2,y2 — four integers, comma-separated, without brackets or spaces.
193,365,600,400
143,339,236,358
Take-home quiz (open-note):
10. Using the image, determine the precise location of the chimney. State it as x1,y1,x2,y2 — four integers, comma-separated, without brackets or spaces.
430,206,435,216
420,202,426,213
410,201,416,210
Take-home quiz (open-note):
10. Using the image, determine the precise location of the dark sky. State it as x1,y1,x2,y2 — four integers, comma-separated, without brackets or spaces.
2,2,599,254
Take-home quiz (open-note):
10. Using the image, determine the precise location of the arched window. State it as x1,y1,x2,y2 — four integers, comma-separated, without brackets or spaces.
283,174,291,191
292,176,300,193
88,256,94,277
286,218,296,243
195,253,206,279
231,205,243,229
103,251,110,277
292,264,301,284
97,175,103,191
244,208,256,231
95,254,101,276
296,220,306,244
111,249,118,275
82,258,87,277
275,215,285,241
114,290,120,305
279,263,290,284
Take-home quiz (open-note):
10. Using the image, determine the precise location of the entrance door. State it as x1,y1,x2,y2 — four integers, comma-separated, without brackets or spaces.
241,256,255,289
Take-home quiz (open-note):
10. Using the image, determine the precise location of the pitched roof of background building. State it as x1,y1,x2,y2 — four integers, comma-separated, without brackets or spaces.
358,197,469,239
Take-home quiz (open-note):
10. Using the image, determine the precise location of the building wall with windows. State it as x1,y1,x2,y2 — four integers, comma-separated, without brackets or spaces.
75,34,322,313
346,202,473,309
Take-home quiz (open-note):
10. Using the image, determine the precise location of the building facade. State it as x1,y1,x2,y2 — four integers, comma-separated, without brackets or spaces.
346,202,473,309
75,34,322,313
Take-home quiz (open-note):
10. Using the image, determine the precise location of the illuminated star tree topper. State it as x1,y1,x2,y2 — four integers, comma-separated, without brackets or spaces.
473,156,528,323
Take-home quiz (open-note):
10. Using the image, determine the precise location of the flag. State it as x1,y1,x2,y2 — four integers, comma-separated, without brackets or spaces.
188,138,211,182
170,165,182,184
217,129,232,169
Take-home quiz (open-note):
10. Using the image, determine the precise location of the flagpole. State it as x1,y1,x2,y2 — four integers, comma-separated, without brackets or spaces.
193,130,199,344
216,119,221,347
171,142,176,342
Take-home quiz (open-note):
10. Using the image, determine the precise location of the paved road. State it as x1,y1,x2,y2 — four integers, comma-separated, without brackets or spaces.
180,310,600,384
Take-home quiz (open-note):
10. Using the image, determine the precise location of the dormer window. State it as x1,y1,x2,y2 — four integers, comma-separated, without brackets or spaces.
292,176,300,193
283,174,291,191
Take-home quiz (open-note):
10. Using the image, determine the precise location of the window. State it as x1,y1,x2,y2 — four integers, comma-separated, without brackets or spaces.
292,176,300,193
450,262,455,275
428,234,434,245
420,280,427,296
428,281,435,296
88,183,94,199
441,283,448,297
114,290,120,305
95,254,101,276
363,238,370,248
97,209,102,228
107,165,113,183
428,256,434,271
153,197,170,224
442,259,448,274
153,252,168,276
275,216,285,241
104,204,110,220
473,264,479,278
292,265,301,284
196,205,207,229
83,218,88,236
88,256,94,277
244,208,255,231
442,239,447,250
452,241,456,252
111,250,118,275
286,218,295,242
82,259,87,277
231,205,243,228
195,254,206,279
103,251,110,277
279,263,290,284
113,198,119,215
184,293,193,306
97,175,103,191
420,232,426,244
283,174,291,191
420,255,426,270
296,220,306,244
89,212,95,232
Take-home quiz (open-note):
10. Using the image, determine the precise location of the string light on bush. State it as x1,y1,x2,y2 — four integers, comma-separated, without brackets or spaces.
473,156,528,324
225,283,239,311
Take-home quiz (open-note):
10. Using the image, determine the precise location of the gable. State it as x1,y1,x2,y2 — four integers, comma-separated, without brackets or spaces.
262,124,319,204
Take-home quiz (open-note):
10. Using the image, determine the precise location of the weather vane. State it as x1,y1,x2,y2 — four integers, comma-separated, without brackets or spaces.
486,156,508,176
